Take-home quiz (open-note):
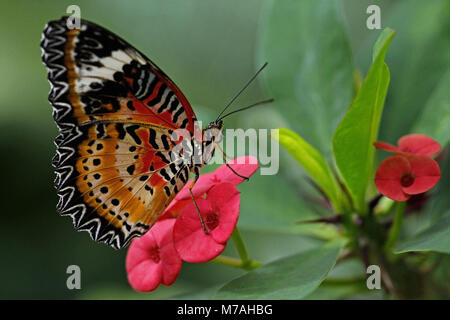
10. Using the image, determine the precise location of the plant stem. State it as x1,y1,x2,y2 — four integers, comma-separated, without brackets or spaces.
385,201,406,251
210,228,263,271
231,227,251,266
211,255,262,271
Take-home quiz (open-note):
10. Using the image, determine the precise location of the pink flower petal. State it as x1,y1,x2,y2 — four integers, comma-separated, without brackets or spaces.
173,199,225,263
373,141,399,153
207,183,240,244
175,171,216,200
127,258,163,292
151,219,182,286
402,155,441,195
375,156,412,201
175,156,259,200
126,219,181,291
397,134,441,156
214,156,259,186
126,231,163,292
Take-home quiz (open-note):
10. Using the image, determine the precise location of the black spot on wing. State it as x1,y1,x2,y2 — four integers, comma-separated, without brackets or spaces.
172,107,184,124
155,151,170,164
157,91,174,113
115,123,126,139
159,168,171,181
147,83,167,107
126,164,135,175
180,118,189,129
126,125,142,145
164,186,171,197
148,129,159,149
161,134,170,150
126,100,135,111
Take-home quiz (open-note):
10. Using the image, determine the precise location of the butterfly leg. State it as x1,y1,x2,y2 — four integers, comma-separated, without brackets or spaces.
189,172,210,234
226,162,249,181
216,143,250,181
223,154,249,181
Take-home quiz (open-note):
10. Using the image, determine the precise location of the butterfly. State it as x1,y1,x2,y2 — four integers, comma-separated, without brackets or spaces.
41,17,270,249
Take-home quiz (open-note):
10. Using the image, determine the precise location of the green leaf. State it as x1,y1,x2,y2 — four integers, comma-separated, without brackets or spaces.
395,215,450,254
332,28,395,213
213,241,343,299
273,128,345,213
304,283,368,300
425,153,450,224
346,1,449,143
411,67,450,147
258,0,353,158
374,0,450,142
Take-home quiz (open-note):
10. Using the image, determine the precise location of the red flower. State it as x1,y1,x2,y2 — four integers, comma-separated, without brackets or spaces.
375,155,441,201
374,134,441,156
374,134,442,201
178,155,258,199
126,219,182,292
161,155,258,219
125,156,259,292
173,183,240,263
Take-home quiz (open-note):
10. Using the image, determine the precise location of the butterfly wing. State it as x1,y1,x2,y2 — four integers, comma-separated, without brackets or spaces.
41,17,196,248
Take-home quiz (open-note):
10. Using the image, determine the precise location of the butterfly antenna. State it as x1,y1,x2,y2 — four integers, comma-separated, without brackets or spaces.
216,62,268,121
217,98,274,121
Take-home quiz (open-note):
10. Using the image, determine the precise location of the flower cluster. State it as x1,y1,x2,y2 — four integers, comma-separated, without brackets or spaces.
126,156,259,292
374,134,441,201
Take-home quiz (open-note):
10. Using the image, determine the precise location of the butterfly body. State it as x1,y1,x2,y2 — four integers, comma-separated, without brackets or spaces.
41,17,222,249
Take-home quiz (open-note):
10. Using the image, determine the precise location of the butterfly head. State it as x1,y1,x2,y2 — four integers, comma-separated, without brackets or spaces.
206,119,223,130
203,119,224,143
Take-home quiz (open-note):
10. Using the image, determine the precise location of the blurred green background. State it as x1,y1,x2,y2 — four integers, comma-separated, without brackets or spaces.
0,0,448,299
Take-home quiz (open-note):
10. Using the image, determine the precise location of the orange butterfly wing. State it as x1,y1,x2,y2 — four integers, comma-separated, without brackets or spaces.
41,17,196,248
